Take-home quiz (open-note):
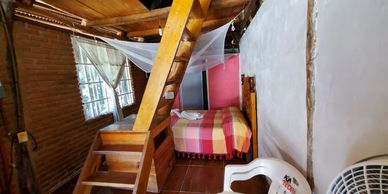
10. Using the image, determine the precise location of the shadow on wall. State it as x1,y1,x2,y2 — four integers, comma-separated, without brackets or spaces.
346,128,388,165
259,118,306,176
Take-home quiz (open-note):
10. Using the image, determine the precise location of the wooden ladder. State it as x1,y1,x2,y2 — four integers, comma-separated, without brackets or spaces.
133,0,211,131
73,0,211,193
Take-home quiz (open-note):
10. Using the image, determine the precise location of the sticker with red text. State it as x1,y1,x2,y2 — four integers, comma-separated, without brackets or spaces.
276,175,299,194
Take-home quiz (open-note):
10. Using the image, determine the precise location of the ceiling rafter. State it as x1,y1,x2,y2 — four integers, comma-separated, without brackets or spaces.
127,17,238,38
84,0,247,28
83,7,170,27
15,4,123,38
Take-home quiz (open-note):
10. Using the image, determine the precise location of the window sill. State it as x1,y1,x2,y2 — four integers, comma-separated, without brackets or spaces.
84,113,114,124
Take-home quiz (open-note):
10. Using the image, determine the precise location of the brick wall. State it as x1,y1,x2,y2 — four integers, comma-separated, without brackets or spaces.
6,21,147,193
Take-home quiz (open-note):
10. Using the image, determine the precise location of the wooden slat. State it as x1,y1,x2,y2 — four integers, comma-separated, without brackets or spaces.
153,135,175,190
165,79,177,85
242,76,258,159
133,132,154,194
105,154,155,173
41,0,148,20
84,7,170,27
191,0,205,19
174,56,189,63
100,131,147,145
82,171,137,189
41,0,106,19
156,99,174,117
73,133,103,194
93,144,144,155
210,0,248,9
127,16,231,37
150,117,170,138
183,27,196,41
158,99,174,109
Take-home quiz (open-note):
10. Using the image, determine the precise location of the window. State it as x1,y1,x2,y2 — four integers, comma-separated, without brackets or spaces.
74,43,135,120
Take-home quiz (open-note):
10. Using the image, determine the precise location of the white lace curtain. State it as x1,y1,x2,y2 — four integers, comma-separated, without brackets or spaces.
71,36,126,121
98,21,232,73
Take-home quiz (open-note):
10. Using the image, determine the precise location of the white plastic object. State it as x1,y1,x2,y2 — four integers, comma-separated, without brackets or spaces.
220,158,312,194
327,158,388,194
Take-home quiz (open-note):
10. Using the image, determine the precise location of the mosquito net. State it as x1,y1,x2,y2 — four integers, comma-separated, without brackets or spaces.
98,21,232,73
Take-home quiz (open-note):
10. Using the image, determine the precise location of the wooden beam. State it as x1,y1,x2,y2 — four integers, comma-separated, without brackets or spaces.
84,7,170,27
210,0,248,9
14,5,123,38
15,0,35,7
85,0,246,28
127,17,236,38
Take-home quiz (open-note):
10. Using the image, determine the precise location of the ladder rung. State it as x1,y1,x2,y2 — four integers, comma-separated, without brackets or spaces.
82,171,137,189
183,27,195,41
94,144,144,155
166,79,177,85
151,116,166,128
191,0,204,19
174,56,189,63
158,98,174,109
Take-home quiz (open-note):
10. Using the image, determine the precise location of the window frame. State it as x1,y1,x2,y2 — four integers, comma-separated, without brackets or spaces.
73,41,135,120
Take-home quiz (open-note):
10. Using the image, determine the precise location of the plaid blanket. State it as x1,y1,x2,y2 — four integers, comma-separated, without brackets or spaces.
171,107,251,157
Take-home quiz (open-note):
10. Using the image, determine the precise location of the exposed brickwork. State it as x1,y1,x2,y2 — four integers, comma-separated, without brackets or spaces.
5,21,147,193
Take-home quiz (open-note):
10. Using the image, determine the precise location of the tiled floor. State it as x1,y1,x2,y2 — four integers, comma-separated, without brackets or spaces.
54,157,268,194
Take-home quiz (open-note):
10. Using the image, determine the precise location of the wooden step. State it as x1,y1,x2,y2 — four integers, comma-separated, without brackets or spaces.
166,79,177,85
82,171,137,189
174,56,189,63
93,144,144,155
158,98,174,109
100,131,147,145
183,27,195,41
191,0,205,19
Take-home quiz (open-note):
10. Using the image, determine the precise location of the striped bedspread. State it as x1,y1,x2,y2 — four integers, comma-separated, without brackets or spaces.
171,107,252,158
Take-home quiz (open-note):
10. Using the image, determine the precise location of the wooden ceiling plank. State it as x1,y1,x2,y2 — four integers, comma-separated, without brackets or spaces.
127,17,236,38
41,0,106,19
84,0,246,27
15,5,123,37
210,0,248,9
84,7,170,27
77,0,148,18
206,6,243,20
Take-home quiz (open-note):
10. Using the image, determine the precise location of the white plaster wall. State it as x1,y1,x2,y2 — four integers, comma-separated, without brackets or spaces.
240,0,308,173
314,0,388,193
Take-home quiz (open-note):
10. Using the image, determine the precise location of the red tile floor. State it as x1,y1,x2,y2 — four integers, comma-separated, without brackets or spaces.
54,157,268,194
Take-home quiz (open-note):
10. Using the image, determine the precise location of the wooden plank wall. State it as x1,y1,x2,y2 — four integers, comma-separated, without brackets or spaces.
0,21,147,193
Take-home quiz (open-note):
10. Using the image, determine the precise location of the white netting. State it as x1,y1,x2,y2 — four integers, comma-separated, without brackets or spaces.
98,21,232,73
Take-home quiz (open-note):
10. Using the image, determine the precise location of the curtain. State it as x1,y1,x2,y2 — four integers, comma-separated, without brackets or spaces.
71,36,126,121
97,21,232,73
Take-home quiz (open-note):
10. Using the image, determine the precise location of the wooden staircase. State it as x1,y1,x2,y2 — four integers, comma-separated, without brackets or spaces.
73,0,211,193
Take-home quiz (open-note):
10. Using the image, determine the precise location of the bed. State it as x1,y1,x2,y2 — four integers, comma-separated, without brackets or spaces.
171,75,258,160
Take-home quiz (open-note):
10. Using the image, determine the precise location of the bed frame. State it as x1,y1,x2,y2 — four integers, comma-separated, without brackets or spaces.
241,74,258,160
